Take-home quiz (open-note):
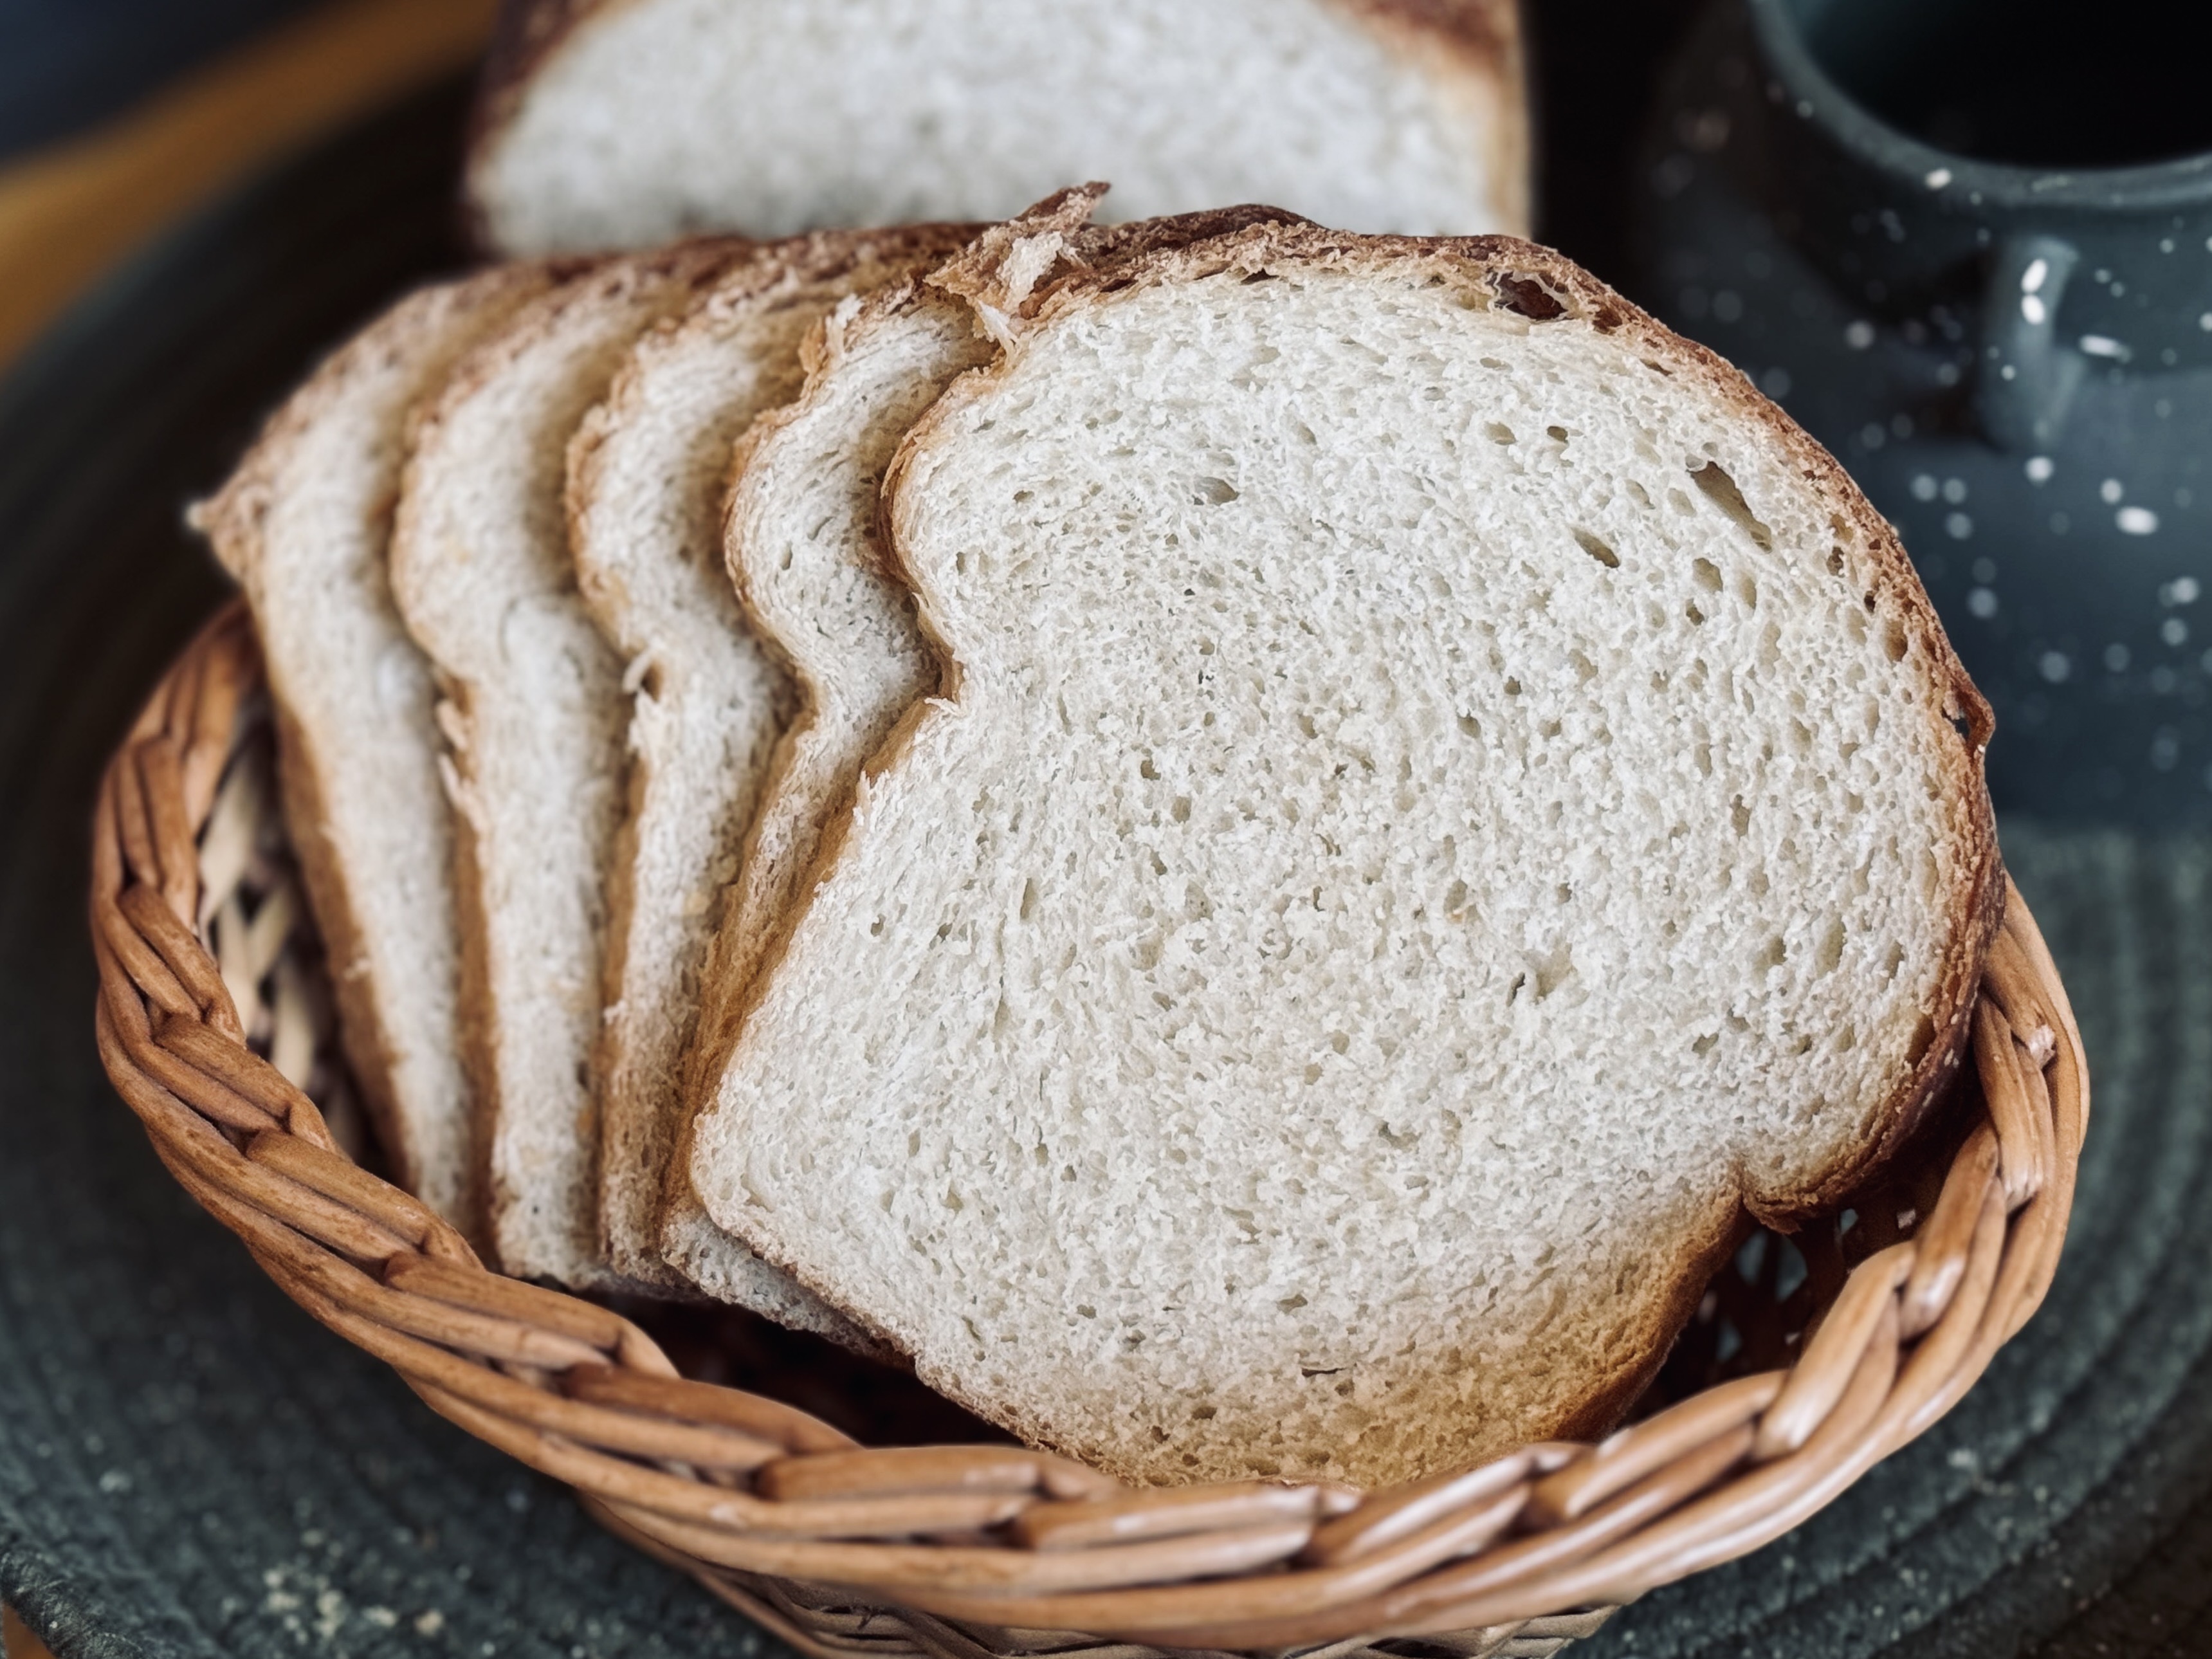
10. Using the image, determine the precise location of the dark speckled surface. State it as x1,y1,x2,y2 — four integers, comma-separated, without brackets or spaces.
6,52,2212,1659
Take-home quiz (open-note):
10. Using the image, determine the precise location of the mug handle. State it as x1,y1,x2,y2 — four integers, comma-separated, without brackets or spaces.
1975,232,2085,452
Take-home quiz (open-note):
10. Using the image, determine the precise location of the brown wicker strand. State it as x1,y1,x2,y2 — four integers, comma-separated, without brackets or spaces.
86,606,2087,1659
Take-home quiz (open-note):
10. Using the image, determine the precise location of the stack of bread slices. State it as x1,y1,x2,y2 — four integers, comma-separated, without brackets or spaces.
194,190,2002,1489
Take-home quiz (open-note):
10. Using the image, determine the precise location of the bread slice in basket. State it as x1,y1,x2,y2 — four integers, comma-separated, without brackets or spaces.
659,192,1315,1308
464,0,1528,257
389,243,756,1287
190,264,565,1228
684,225,2002,1487
566,221,978,1308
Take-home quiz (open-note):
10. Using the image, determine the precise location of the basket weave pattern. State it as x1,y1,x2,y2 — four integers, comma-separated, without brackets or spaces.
89,607,2086,1659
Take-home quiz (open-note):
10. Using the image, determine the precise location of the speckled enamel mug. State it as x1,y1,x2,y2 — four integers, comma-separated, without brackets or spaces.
1634,0,2212,821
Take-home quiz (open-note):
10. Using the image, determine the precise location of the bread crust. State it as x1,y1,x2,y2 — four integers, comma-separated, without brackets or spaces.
729,221,1998,1478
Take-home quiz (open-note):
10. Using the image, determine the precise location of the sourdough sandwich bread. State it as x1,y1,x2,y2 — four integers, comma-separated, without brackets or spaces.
661,192,1316,1307
567,222,976,1308
661,190,1102,1300
390,243,753,1286
467,0,1527,255
191,266,563,1227
686,226,2001,1487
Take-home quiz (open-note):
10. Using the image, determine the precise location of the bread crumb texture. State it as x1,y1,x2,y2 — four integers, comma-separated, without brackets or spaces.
473,0,1517,252
693,239,1988,1488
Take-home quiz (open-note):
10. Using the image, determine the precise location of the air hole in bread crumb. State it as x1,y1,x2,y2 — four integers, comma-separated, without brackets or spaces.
1189,475,1238,506
1077,1305,1097,1318
1693,1032,1719,1056
1019,879,1039,921
1492,273,1568,320
1690,462,1775,549
1485,422,1516,445
1757,935,1787,970
1547,424,1570,443
1573,528,1619,568
1686,601,1708,627
1828,546,1848,576
1503,677,1522,695
1885,621,1910,662
1278,1293,1308,1311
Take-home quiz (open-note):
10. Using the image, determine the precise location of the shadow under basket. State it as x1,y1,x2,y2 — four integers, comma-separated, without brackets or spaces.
89,604,2088,1659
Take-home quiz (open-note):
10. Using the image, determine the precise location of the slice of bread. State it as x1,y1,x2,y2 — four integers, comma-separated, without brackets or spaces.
390,243,753,1287
566,221,978,1303
686,225,2002,1487
660,192,1313,1310
466,0,1527,255
190,266,563,1228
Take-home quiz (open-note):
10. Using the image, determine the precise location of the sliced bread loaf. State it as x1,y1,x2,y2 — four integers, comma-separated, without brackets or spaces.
389,243,753,1287
660,192,1313,1309
566,221,977,1303
686,226,2002,1487
466,0,1526,255
190,265,563,1227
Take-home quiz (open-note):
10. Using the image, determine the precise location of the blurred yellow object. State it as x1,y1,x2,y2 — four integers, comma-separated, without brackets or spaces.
0,0,498,369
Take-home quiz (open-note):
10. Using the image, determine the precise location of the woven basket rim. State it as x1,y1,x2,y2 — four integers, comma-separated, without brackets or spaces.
88,603,2087,1659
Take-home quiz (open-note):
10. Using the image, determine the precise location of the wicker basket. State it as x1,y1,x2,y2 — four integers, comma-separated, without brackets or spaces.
90,605,2087,1659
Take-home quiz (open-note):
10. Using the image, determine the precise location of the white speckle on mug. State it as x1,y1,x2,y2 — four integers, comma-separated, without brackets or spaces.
1967,587,1998,618
2164,618,2190,647
2025,456,2054,483
1845,320,1876,349
1911,474,1939,502
1946,512,1974,540
2039,651,2071,683
2101,479,2126,504
2119,506,2161,536
2080,335,2128,359
1926,168,1953,189
2107,644,2133,673
1943,478,1969,504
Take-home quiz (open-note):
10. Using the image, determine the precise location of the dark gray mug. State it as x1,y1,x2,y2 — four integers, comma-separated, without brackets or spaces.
1633,0,2212,822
